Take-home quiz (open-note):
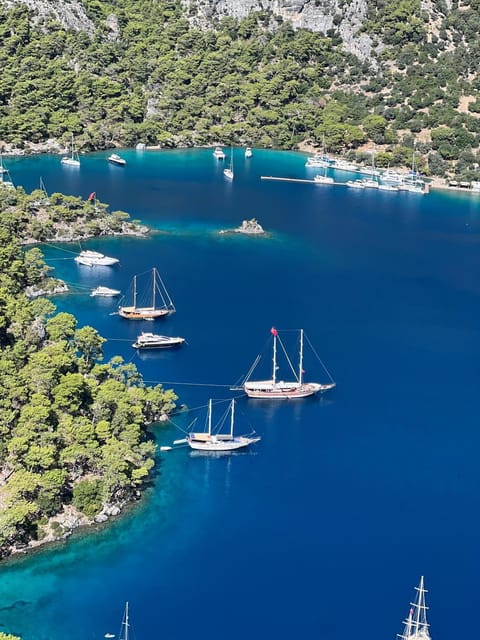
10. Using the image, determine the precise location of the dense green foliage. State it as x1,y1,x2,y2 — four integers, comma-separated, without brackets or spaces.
0,192,177,557
0,183,145,244
0,633,21,640
1,0,480,177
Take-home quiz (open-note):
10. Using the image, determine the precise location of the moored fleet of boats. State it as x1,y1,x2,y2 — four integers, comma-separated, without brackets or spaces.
306,149,429,194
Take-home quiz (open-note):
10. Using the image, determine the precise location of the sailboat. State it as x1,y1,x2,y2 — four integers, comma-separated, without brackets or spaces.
61,134,80,167
118,267,175,320
187,399,261,451
236,327,336,399
223,147,234,180
397,576,431,640
0,155,14,188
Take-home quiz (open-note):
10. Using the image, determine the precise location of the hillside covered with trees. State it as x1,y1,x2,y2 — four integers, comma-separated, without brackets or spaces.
0,0,480,179
0,190,177,559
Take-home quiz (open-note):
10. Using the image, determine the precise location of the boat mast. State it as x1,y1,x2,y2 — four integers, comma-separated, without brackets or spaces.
208,399,212,436
398,576,430,640
153,268,156,309
230,399,235,437
299,329,304,385
271,328,277,385
413,576,429,635
123,602,129,640
133,275,137,309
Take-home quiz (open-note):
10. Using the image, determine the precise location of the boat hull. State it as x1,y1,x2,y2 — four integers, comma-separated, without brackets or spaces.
133,337,184,349
119,306,172,320
61,158,80,167
75,257,119,266
187,435,260,451
90,287,121,297
244,381,336,399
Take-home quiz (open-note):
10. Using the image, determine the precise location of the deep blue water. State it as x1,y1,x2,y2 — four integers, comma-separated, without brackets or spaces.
1,148,480,639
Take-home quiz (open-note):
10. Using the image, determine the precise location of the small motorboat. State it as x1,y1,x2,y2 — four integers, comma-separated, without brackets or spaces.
245,147,253,158
213,146,226,159
90,286,121,297
132,332,185,349
108,153,126,166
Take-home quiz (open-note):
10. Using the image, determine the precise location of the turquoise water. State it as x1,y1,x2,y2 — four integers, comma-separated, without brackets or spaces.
1,148,480,639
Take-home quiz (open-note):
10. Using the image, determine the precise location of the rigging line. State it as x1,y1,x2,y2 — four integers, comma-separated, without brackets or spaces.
143,380,235,388
170,394,247,416
277,334,299,379
37,242,81,255
43,257,75,261
304,333,335,382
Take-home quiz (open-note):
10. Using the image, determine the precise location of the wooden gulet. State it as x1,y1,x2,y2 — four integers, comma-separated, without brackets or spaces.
241,327,336,399
118,267,175,320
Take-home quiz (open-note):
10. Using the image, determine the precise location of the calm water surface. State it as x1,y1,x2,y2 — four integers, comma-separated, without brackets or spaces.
1,149,480,640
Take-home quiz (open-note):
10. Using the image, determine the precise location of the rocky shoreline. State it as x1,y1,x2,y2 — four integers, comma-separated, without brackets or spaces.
4,501,133,561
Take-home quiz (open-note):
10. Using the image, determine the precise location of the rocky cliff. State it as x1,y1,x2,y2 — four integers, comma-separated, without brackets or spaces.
181,0,377,61
0,0,94,33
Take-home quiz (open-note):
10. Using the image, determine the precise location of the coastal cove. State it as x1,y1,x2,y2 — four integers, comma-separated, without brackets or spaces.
1,148,480,640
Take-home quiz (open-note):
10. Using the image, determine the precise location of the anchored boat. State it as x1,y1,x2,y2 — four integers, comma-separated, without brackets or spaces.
119,267,175,320
132,332,185,349
90,286,121,297
235,327,336,399
187,399,260,452
398,576,431,640
75,250,119,267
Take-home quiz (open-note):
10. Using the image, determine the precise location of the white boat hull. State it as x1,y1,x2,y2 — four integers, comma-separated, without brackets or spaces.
90,287,121,297
75,256,119,266
61,158,80,167
188,435,260,451
244,380,336,399
119,306,172,320
133,335,185,349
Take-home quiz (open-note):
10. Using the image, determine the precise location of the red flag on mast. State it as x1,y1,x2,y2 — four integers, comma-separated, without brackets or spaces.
270,327,278,336
87,192,96,201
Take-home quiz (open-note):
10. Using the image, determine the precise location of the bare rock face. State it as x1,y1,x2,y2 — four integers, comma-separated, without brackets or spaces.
0,0,94,34
181,0,377,61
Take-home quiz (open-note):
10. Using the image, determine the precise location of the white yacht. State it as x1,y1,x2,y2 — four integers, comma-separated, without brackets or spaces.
108,153,126,166
346,180,365,189
305,154,331,168
332,159,359,172
90,286,121,297
132,332,185,349
245,147,253,158
314,173,334,185
213,146,226,159
75,250,119,267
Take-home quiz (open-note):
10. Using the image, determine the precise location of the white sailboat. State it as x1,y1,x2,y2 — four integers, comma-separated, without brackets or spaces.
0,155,14,188
119,601,130,640
237,327,336,399
398,576,431,640
187,399,260,451
61,134,80,167
119,267,175,320
223,147,234,180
